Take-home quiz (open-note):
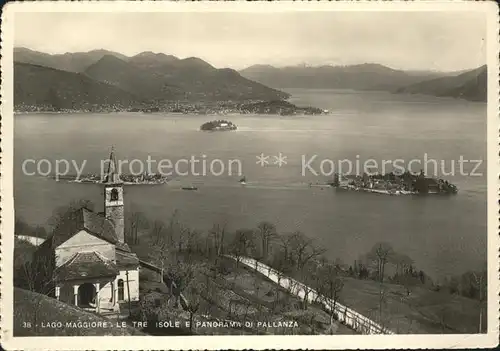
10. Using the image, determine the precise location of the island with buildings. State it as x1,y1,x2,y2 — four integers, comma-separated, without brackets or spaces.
200,120,237,131
52,173,169,185
330,171,458,195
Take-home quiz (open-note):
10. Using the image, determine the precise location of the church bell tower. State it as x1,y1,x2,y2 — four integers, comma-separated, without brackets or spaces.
103,147,124,243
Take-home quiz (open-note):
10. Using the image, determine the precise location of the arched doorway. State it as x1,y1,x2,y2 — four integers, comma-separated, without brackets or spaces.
117,279,124,301
78,283,96,306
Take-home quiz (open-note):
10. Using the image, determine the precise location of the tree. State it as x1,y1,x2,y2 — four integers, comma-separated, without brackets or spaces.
256,221,277,260
185,285,201,333
288,231,326,270
127,209,148,245
278,233,295,265
16,243,57,334
150,219,166,245
317,264,344,326
230,229,256,266
471,267,487,333
15,217,47,238
209,220,228,257
48,199,95,233
149,241,170,284
185,229,200,255
165,209,181,248
365,242,394,283
177,224,189,254
168,260,199,309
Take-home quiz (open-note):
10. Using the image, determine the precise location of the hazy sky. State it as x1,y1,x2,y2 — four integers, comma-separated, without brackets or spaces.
14,11,487,71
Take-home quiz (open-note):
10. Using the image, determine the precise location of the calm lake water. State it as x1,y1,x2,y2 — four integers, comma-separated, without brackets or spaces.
14,89,487,280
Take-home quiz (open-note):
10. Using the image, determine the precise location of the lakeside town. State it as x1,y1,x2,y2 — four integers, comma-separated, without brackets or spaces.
15,100,328,116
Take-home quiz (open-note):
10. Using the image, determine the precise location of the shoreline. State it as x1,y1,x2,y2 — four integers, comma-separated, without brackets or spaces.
14,99,328,116
337,185,416,196
14,110,329,116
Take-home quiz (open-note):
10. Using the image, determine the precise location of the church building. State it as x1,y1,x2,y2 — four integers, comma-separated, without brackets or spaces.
35,149,140,314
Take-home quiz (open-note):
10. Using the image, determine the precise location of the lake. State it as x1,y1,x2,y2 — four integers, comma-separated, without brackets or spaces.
14,89,487,280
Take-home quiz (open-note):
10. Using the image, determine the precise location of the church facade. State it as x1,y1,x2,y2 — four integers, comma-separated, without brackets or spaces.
35,150,140,314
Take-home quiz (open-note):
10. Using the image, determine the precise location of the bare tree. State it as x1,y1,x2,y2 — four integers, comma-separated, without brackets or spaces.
378,285,388,327
149,241,169,284
364,242,394,283
230,229,255,266
288,231,326,270
256,221,277,260
186,229,200,255
165,209,181,248
209,220,228,257
127,210,148,245
18,249,57,333
317,264,344,326
177,223,189,253
472,269,487,333
150,219,166,245
185,285,201,333
48,199,95,231
375,243,394,282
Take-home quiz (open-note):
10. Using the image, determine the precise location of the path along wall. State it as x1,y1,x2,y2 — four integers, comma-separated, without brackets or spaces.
227,255,395,335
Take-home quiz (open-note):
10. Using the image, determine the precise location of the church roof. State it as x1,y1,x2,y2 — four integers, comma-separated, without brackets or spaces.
51,208,119,248
55,251,119,281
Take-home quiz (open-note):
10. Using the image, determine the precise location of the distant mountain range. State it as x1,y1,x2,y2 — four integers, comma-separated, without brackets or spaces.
14,48,289,111
239,63,487,102
14,47,487,112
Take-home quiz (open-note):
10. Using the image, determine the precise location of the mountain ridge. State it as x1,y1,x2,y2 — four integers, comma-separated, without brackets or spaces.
239,62,487,101
396,65,487,102
239,63,448,91
14,47,486,107
14,48,290,111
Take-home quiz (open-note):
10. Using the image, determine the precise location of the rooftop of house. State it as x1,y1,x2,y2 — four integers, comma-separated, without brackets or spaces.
55,251,119,281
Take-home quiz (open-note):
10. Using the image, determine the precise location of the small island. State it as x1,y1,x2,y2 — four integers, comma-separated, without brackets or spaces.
330,170,458,195
200,120,237,131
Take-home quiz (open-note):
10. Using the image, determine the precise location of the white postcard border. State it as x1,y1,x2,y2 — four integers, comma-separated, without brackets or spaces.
1,1,498,350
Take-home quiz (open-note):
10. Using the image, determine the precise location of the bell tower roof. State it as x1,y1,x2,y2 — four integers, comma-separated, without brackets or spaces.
103,147,123,185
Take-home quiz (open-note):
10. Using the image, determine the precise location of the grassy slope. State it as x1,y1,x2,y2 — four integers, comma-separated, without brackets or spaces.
136,251,355,335
338,277,485,334
14,288,143,336
133,242,484,335
270,270,485,334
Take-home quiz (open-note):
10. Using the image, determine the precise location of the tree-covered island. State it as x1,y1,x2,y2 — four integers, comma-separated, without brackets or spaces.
200,120,237,131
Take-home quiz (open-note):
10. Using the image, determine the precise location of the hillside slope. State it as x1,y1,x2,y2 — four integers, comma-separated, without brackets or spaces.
397,65,487,102
14,62,143,111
